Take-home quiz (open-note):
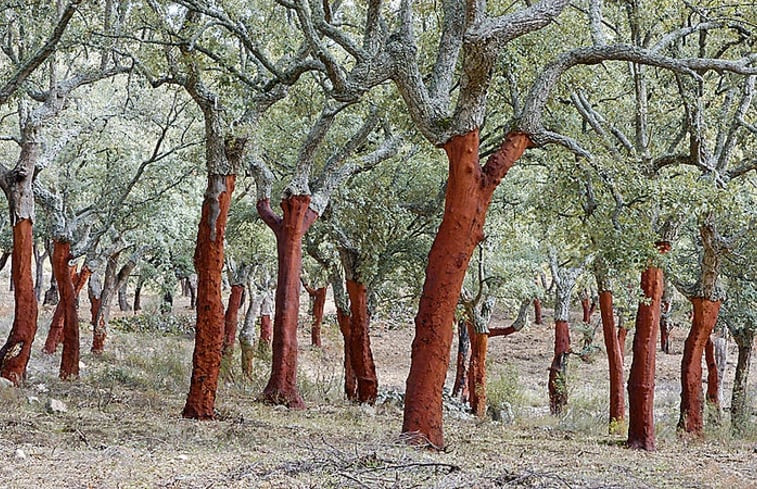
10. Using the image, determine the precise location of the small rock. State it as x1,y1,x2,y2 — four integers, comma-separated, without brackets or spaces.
45,399,67,415
360,404,376,417
273,405,288,412
27,396,40,404
14,449,26,459
0,378,13,389
176,454,189,461
35,384,48,393
79,361,87,370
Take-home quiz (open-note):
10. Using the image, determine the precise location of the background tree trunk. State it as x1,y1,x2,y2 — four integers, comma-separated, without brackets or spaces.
730,331,754,435
346,279,377,404
466,320,488,417
549,320,570,415
222,284,244,362
310,286,326,347
118,282,131,312
452,318,470,401
599,290,625,432
533,298,543,325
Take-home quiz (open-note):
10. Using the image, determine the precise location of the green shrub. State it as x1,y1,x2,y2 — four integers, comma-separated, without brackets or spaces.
111,314,195,336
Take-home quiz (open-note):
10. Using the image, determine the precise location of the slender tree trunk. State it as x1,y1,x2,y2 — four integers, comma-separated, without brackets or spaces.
258,196,317,408
133,280,142,312
402,130,530,448
618,325,628,361
549,319,570,415
240,287,260,378
336,307,357,401
704,337,718,408
599,290,625,432
118,282,131,312
222,284,244,362
452,318,470,401
33,241,48,302
187,274,197,309
52,241,79,380
581,297,592,323
627,261,665,451
0,220,38,385
309,287,326,347
466,320,488,417
346,279,377,404
259,314,272,351
730,332,754,435
182,174,235,419
678,298,721,435
533,298,543,325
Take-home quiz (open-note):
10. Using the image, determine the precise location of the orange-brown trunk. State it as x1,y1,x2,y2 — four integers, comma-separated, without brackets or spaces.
402,130,529,448
222,284,244,360
336,307,357,401
259,314,272,349
533,298,543,325
452,318,470,401
183,174,235,419
0,220,39,385
260,195,317,409
548,319,570,415
53,241,79,380
599,291,625,430
346,279,377,404
310,287,326,347
627,264,664,451
466,320,488,417
678,298,721,435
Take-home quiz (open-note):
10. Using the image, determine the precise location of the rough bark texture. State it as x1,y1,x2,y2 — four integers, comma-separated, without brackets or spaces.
336,307,358,401
627,265,664,451
259,195,317,408
533,298,543,325
346,279,378,404
222,284,244,362
598,290,625,432
402,130,529,448
548,320,570,415
182,174,235,420
53,241,79,380
309,287,326,347
466,320,488,417
240,287,260,379
259,314,272,351
730,333,754,435
618,326,628,360
118,283,131,312
452,318,470,401
678,298,721,435
44,266,91,355
133,277,143,312
0,220,38,385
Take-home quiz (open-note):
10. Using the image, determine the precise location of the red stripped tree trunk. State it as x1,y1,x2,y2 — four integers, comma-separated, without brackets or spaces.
182,174,235,419
258,196,317,409
452,318,470,401
53,241,79,380
310,287,326,347
548,319,570,415
346,279,377,404
259,315,272,349
466,320,488,417
44,266,90,354
222,284,244,361
704,337,719,409
618,327,628,360
336,307,358,401
533,298,543,325
402,130,530,448
678,298,721,435
581,297,592,323
660,300,672,353
627,264,664,451
0,220,39,385
599,290,625,431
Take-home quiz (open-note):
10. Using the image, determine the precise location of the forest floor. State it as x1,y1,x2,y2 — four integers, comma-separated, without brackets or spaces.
1,289,756,489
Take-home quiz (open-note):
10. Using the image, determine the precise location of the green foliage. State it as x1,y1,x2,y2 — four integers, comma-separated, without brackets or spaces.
111,314,195,337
